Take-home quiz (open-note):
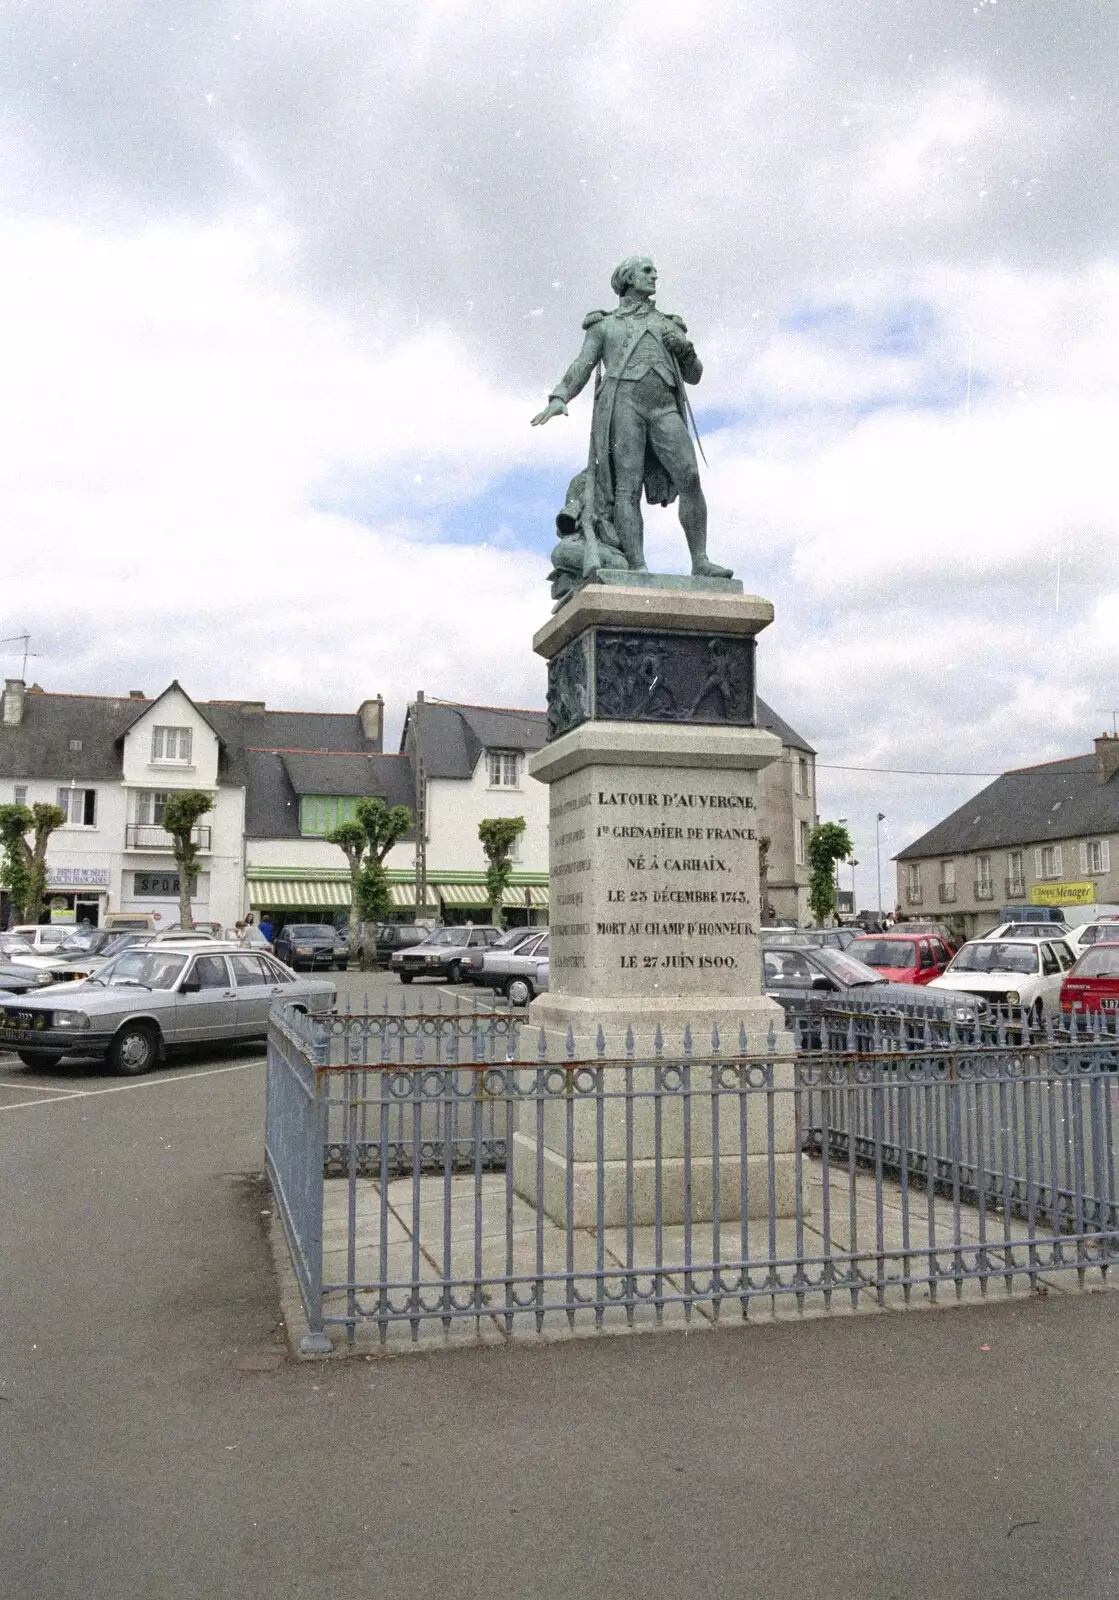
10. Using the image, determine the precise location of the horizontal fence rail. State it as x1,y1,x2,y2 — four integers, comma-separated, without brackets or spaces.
265,1003,1119,1352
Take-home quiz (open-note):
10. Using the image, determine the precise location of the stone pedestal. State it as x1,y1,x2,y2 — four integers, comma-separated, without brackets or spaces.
514,582,798,1226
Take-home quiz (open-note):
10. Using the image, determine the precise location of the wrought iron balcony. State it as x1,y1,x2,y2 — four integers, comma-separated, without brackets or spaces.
905,886,923,905
1004,877,1026,899
974,880,994,901
125,823,211,852
938,883,958,904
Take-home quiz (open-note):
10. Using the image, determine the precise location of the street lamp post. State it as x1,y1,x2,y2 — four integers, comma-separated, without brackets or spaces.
876,813,886,919
836,817,848,925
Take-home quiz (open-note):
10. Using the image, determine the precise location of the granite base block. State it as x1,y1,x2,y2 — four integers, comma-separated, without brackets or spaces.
512,1132,797,1228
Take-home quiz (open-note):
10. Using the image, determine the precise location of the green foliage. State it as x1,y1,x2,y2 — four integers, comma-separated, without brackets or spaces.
0,802,66,923
478,816,526,931
807,821,853,925
161,790,214,930
327,796,412,959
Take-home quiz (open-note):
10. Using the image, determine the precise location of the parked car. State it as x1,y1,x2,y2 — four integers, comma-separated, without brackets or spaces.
102,913,156,931
1059,940,1119,1017
0,942,336,1074
484,932,550,1004
893,921,961,953
1062,918,1119,960
7,926,150,983
760,928,859,951
848,932,954,985
273,923,348,972
7,924,72,953
391,925,502,984
988,921,1071,942
762,943,981,1045
0,962,58,996
460,926,538,985
162,920,224,937
372,922,440,969
928,937,1073,1020
0,936,35,958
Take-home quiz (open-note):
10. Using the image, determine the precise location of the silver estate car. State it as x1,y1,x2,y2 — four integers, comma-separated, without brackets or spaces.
0,940,335,1074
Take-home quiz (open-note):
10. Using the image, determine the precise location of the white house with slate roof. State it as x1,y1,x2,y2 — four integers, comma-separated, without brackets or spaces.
896,734,1119,940
2,675,819,933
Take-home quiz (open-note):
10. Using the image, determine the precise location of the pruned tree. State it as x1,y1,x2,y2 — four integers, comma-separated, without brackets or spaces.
162,791,214,931
807,821,853,926
0,801,66,924
478,816,526,932
757,834,772,924
327,797,412,963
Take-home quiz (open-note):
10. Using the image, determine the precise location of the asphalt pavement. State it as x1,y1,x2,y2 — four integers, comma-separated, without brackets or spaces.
1,969,1117,1599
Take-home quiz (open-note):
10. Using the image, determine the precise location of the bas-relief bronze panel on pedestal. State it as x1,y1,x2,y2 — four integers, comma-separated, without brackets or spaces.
546,627,757,741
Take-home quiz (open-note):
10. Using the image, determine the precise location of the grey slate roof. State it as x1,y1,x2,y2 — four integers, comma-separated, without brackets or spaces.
403,697,815,771
896,754,1119,861
756,696,815,755
401,701,548,779
244,751,416,840
0,689,382,791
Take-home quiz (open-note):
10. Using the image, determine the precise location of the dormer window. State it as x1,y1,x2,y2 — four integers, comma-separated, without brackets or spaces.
151,725,192,765
487,750,520,789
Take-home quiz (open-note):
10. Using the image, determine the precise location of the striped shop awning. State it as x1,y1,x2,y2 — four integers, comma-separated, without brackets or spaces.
248,879,351,909
431,883,549,909
388,883,441,910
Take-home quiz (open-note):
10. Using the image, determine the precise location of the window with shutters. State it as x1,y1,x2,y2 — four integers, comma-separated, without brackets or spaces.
56,786,97,826
299,796,359,836
1081,839,1111,876
975,854,993,899
1036,844,1062,881
1007,851,1025,894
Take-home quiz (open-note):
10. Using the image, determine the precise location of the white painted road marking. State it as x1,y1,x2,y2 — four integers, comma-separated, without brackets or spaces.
0,1058,261,1112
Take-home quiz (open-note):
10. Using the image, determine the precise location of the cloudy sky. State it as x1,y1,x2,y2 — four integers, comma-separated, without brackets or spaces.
2,0,1117,898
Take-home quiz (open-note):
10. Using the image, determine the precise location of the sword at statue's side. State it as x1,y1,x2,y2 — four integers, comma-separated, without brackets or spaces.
670,351,708,467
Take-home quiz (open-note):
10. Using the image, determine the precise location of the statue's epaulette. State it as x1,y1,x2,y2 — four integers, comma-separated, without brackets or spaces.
664,312,688,332
582,309,608,329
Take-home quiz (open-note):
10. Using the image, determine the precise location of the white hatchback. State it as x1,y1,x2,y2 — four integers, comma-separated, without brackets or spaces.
928,937,1074,1019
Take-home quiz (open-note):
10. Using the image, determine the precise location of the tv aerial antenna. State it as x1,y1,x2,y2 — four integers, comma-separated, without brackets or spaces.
1094,709,1119,736
0,632,39,678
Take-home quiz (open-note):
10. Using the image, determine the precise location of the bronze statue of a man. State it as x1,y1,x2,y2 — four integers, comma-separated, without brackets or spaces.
532,256,732,582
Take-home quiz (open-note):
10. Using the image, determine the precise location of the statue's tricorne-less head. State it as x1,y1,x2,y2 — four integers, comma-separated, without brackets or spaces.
610,256,657,297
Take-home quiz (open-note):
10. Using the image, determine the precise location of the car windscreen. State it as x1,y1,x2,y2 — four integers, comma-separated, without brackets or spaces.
286,926,333,940
853,940,917,968
425,928,468,946
949,942,1039,975
1071,943,1119,978
1077,924,1118,947
92,950,189,989
492,929,534,950
812,948,887,986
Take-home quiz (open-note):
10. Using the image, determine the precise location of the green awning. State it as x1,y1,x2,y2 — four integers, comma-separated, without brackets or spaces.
248,879,350,909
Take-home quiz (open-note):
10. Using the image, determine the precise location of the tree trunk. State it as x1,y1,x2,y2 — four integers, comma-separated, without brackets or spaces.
346,884,360,966
178,871,193,930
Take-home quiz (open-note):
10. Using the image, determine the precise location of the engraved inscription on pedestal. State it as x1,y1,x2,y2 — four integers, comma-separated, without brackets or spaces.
547,767,763,1004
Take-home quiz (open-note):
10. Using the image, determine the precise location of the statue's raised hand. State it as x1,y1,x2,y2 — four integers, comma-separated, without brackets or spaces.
531,397,568,426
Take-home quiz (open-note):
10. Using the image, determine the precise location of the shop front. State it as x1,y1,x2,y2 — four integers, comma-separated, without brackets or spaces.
119,867,212,929
43,865,111,928
245,868,549,932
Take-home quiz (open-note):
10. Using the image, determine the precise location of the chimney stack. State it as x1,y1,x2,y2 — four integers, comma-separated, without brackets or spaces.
358,695,384,749
1095,733,1119,785
2,679,25,726
128,690,146,700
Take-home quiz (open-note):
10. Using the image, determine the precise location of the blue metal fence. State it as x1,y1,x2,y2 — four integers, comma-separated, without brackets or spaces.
266,1003,1119,1352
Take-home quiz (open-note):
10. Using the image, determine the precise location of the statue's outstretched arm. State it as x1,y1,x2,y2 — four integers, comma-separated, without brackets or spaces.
531,322,605,425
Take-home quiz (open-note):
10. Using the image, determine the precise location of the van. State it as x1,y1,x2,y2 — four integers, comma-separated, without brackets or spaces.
103,912,156,931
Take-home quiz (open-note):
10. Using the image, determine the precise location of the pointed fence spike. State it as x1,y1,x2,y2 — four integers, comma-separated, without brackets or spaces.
767,1017,777,1053
566,1025,575,1061
654,1023,664,1059
537,1026,548,1062
739,1021,748,1058
625,1023,635,1060
596,1024,606,1058
711,1022,720,1055
682,1021,693,1058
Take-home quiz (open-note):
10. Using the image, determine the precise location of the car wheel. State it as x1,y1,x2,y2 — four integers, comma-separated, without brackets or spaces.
506,976,534,1007
109,1021,160,1076
16,1050,63,1069
399,973,413,985
448,960,465,985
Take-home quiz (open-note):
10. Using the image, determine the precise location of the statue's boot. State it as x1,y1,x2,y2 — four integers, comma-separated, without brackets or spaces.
691,555,734,579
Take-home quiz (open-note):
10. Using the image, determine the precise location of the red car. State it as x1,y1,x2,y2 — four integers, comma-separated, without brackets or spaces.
849,932,954,986
1059,940,1119,1015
